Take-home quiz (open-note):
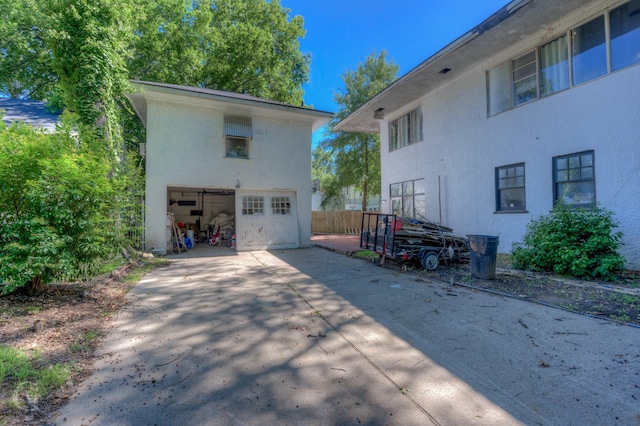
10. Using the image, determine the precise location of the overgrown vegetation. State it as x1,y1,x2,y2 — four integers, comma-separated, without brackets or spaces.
511,204,625,281
0,118,143,295
0,256,169,424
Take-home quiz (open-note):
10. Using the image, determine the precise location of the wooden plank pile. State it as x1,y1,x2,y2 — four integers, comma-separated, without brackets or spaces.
391,217,469,262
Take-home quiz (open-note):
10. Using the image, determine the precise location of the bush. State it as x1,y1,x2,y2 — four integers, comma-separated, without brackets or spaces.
0,118,143,295
511,204,625,281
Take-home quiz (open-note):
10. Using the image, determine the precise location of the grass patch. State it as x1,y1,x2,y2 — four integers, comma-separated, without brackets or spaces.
0,344,70,404
354,250,379,261
123,258,171,284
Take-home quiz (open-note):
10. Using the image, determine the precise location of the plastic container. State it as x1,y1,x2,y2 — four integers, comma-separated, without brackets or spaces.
187,230,194,243
467,235,499,280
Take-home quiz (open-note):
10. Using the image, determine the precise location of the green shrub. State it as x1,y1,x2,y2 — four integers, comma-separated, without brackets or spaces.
0,118,143,295
511,204,625,281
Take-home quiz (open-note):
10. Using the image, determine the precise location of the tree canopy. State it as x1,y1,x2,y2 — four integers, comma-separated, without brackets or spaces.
319,51,398,210
0,0,310,146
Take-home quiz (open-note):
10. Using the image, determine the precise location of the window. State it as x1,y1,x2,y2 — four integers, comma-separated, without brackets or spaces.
224,115,252,158
571,16,607,85
512,51,538,105
271,196,291,215
540,35,569,97
226,137,249,158
242,196,264,215
389,108,423,152
487,62,511,115
496,163,526,212
553,151,595,207
610,0,640,71
390,179,425,219
487,1,640,115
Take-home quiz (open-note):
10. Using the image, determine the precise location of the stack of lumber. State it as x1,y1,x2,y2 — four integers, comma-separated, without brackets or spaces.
391,217,469,261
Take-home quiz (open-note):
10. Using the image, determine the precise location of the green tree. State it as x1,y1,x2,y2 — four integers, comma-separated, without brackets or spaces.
128,0,309,105
320,51,398,211
46,0,135,149
0,0,55,99
312,145,341,210
0,118,140,295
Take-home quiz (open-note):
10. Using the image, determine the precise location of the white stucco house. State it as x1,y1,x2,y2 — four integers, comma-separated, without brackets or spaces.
127,81,332,254
336,0,640,270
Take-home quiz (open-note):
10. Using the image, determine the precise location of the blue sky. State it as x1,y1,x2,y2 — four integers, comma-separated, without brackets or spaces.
279,0,512,143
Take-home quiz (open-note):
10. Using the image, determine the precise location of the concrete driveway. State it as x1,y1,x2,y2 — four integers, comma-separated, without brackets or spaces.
56,247,639,425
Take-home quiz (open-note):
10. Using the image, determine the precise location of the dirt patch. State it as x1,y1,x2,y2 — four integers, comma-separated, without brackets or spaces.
381,254,640,327
0,257,168,426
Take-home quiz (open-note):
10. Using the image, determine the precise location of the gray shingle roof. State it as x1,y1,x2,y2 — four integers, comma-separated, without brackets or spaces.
0,98,60,133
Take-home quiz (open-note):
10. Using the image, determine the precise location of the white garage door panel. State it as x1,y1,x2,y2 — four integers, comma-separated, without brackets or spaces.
236,190,299,251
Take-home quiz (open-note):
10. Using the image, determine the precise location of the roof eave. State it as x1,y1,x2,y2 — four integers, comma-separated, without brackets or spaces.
335,0,544,133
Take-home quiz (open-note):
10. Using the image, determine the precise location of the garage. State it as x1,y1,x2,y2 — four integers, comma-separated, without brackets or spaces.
166,187,300,252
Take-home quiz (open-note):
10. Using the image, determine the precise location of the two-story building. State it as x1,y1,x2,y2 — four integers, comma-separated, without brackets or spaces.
127,81,333,253
336,0,640,270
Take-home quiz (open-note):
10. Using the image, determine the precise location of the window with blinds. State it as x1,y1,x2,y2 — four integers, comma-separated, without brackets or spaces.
224,115,252,158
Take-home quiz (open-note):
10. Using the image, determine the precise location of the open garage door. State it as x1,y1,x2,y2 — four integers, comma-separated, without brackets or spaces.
167,187,236,245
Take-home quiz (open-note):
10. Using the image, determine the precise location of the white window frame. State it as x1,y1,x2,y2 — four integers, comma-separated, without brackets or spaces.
487,1,640,116
242,195,264,215
271,196,291,215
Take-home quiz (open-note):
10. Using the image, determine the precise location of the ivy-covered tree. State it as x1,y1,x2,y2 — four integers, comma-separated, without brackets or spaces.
46,0,135,150
320,51,398,211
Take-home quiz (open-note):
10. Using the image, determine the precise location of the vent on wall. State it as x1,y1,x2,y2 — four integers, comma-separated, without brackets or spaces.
177,200,197,206
190,210,203,216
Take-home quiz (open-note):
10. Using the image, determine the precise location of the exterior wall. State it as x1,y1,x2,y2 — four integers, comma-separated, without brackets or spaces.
144,98,313,253
380,9,640,269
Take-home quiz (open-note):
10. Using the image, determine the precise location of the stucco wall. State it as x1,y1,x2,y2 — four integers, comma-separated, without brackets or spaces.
381,39,640,270
144,98,313,253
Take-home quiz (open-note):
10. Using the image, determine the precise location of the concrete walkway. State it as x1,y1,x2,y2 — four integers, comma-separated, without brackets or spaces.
56,247,639,425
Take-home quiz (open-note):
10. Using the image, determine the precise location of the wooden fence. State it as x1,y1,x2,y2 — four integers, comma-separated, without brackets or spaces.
312,210,377,234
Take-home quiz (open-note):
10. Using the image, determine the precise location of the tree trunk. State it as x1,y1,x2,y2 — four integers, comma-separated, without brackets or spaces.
24,276,45,296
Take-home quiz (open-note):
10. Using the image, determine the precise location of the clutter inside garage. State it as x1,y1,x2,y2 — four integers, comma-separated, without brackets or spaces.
166,188,236,252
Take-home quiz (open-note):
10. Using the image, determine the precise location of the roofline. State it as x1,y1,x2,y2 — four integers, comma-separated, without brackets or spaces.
130,80,334,119
334,0,532,133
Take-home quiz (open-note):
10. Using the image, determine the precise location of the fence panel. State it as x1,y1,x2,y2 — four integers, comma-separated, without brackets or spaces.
312,211,379,234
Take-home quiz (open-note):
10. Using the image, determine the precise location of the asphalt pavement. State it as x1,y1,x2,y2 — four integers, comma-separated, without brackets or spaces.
55,245,640,425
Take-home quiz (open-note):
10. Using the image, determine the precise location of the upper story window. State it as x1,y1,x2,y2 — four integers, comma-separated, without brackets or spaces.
610,0,640,71
487,0,640,116
572,15,607,85
512,51,538,106
495,163,526,212
224,115,252,158
540,34,570,97
389,108,423,152
553,151,595,208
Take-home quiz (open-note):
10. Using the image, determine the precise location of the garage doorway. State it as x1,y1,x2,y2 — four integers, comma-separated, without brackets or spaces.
167,187,236,248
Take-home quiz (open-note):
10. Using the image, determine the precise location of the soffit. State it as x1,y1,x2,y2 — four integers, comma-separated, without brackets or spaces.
336,0,601,133
127,81,333,131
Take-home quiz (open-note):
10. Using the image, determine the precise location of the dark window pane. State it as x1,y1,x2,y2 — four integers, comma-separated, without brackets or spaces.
610,0,640,71
572,16,607,84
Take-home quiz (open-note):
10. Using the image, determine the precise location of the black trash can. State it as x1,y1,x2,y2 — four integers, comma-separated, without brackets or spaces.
467,235,499,280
